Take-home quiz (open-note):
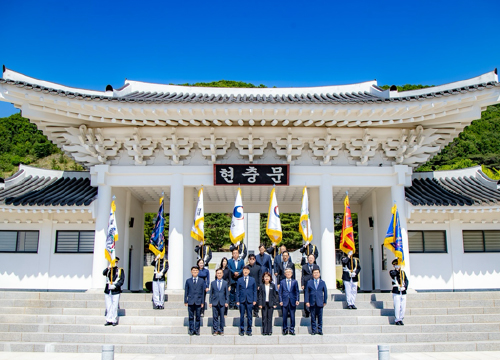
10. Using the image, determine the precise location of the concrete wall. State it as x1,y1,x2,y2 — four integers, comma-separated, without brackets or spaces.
0,217,95,290
408,220,500,291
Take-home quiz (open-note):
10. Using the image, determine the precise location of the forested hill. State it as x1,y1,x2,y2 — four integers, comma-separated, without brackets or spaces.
1,81,500,180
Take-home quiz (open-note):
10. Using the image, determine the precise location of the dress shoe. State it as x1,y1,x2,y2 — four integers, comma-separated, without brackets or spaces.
104,322,112,326
347,305,352,309
351,305,357,310
112,323,117,326
246,332,252,336
196,331,200,336
395,321,401,326
213,332,218,336
318,331,323,335
290,331,295,336
220,332,224,336
311,332,316,335
239,331,245,336
188,331,194,336
400,321,404,326
282,330,288,335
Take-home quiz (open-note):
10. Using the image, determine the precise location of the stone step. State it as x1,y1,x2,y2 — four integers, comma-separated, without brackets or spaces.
1,331,499,345
0,291,499,302
2,313,499,326
1,340,499,354
5,322,500,335
0,305,497,317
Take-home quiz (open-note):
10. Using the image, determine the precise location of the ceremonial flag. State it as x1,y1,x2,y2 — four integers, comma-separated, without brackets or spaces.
149,195,165,258
266,187,282,244
191,188,204,243
384,203,405,266
105,197,118,266
339,193,356,254
230,188,245,244
299,186,313,242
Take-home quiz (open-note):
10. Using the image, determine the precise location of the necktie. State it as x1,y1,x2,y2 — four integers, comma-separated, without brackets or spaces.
194,278,197,284
218,280,221,291
245,277,248,288
315,279,318,289
309,265,312,272
287,279,291,291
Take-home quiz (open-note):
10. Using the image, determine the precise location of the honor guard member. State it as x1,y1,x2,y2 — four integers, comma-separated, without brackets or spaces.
103,257,125,326
299,241,319,266
151,254,169,309
229,241,248,261
390,259,409,325
194,242,212,267
341,251,361,309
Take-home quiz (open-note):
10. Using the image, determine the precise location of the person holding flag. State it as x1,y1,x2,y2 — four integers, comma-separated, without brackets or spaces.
103,196,124,326
340,193,361,310
191,188,212,266
384,203,409,325
149,194,167,308
299,186,316,266
265,187,282,283
229,188,247,260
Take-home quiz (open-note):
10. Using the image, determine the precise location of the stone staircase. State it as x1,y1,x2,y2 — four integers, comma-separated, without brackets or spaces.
0,290,499,354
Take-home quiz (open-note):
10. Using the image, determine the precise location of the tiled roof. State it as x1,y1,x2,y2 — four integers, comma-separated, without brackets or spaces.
405,167,500,206
1,78,498,105
0,166,97,207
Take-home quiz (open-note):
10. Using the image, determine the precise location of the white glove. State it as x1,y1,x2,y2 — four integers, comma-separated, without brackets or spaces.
348,251,353,257
155,273,160,279
235,241,241,246
401,287,405,291
350,272,356,278
305,241,310,246
398,286,401,292
109,284,116,290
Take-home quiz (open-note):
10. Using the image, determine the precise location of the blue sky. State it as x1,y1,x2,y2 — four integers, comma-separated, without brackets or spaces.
1,0,499,117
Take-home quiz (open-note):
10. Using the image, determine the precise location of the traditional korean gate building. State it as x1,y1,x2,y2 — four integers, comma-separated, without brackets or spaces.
0,66,499,292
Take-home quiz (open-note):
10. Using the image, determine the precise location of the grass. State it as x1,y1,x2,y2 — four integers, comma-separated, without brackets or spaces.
3,153,85,178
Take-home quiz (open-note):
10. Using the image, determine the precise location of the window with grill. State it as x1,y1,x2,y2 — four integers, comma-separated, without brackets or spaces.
463,230,500,253
55,231,95,253
408,230,447,253
0,231,39,253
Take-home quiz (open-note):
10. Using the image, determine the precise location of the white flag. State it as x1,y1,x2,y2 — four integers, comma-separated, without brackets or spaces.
105,198,118,266
299,186,313,242
230,188,245,244
191,188,204,243
266,188,282,244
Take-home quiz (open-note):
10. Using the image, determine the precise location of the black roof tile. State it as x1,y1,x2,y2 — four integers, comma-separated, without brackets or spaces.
0,171,97,207
1,78,498,105
405,171,500,207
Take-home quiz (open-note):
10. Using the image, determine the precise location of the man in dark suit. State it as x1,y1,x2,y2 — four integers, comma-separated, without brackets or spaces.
228,248,245,309
236,265,257,336
209,268,229,335
275,251,295,286
255,245,272,274
301,254,320,317
279,268,300,335
229,241,248,261
184,266,206,335
305,269,328,335
247,254,262,318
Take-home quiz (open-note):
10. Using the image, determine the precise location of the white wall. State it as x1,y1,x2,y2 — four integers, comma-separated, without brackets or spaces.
358,191,375,291
409,220,500,291
374,187,393,290
0,217,95,290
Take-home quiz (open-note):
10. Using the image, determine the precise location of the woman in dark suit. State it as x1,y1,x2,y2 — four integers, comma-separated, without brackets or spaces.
258,271,279,335
220,257,230,316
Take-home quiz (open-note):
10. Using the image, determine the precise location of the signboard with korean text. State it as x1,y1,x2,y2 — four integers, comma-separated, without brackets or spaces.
214,164,289,186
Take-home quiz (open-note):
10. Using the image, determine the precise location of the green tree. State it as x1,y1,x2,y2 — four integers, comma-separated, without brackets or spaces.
179,80,267,88
204,213,232,251
259,213,302,251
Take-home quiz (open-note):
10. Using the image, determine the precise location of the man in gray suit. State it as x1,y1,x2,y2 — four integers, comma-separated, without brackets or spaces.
209,268,229,335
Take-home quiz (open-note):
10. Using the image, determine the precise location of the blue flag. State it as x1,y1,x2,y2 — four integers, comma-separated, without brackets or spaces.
149,196,165,258
384,204,405,266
